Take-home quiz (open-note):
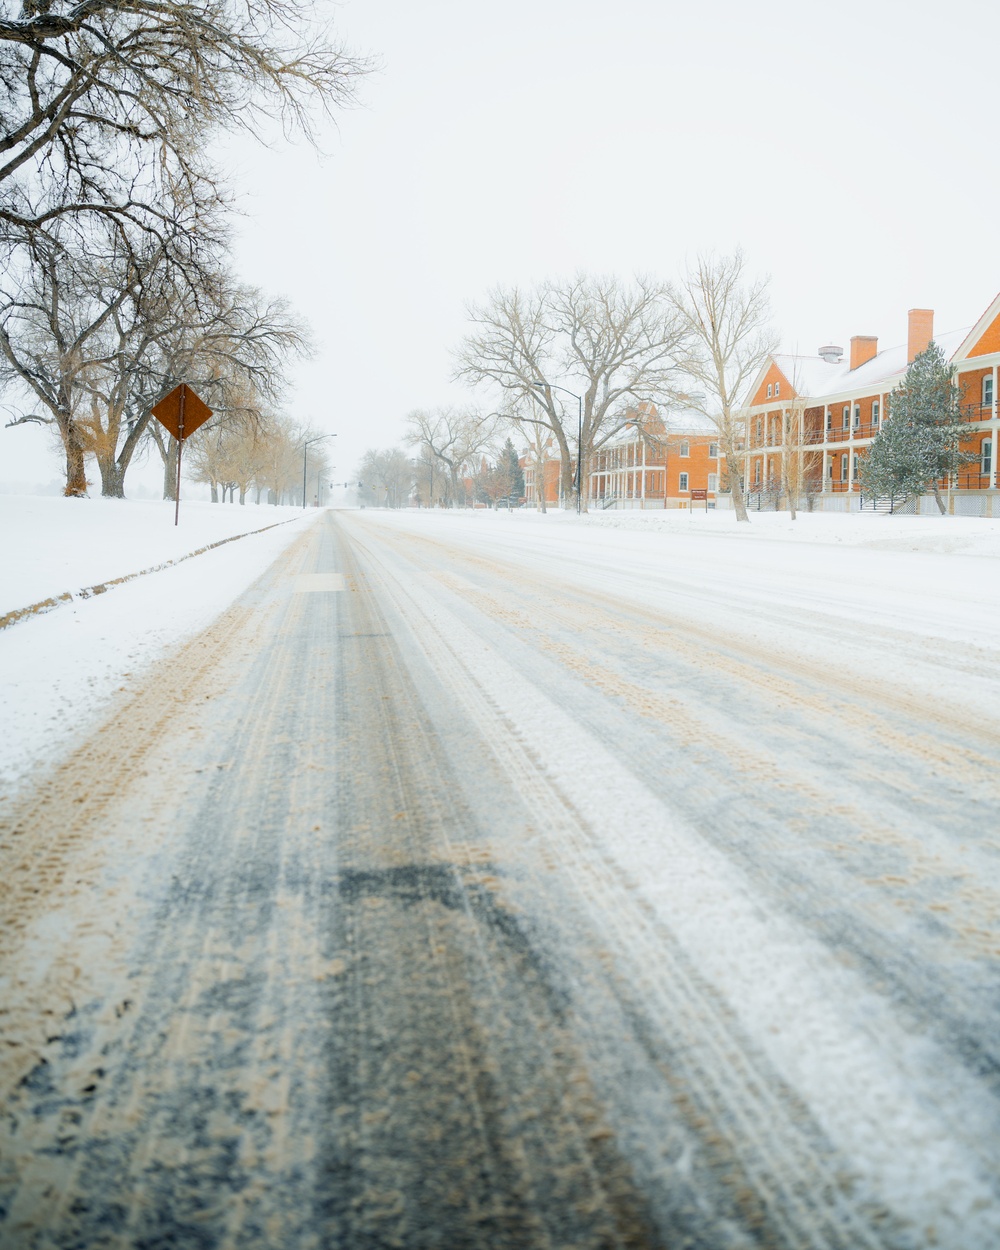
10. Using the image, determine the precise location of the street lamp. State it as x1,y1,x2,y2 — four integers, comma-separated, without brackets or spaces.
532,381,584,512
301,433,335,509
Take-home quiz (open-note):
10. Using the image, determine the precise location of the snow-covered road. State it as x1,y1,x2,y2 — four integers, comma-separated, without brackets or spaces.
2,506,999,1248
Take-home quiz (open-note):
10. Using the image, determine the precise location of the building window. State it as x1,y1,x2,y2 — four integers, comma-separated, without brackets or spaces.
774,381,781,397
853,454,859,478
754,461,761,484
983,439,993,476
840,454,848,481
766,383,773,398
985,376,995,409
707,473,718,492
853,405,861,428
842,405,850,429
872,400,880,423
679,440,690,457
709,442,718,458
755,419,762,443
826,411,833,430
679,472,689,491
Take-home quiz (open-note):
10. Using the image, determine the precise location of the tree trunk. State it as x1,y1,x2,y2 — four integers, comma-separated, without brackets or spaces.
61,418,88,497
98,456,126,498
932,480,947,514
723,437,750,522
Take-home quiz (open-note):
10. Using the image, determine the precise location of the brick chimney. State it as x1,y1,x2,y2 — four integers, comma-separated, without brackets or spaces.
907,308,933,362
850,335,878,370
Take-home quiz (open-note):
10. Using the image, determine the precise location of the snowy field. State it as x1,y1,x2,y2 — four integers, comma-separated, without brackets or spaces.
0,496,321,800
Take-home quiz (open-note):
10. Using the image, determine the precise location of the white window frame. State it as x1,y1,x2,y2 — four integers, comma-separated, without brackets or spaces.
709,442,718,458
853,404,861,428
774,381,780,397
679,440,690,457
707,472,718,492
842,405,850,429
678,471,689,492
840,453,848,481
766,383,773,398
982,438,993,477
985,376,995,408
872,400,880,423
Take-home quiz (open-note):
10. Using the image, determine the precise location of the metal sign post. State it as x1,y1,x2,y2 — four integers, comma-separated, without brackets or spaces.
151,384,213,525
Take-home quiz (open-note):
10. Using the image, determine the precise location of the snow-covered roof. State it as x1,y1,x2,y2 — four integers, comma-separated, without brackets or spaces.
769,326,970,405
599,404,716,447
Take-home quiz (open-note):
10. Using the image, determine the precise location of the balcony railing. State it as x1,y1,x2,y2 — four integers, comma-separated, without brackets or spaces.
960,402,996,423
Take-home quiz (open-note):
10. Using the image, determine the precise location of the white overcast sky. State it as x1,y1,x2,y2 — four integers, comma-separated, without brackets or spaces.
4,0,999,490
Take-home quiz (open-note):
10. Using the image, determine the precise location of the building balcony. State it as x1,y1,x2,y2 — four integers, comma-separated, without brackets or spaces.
960,402,996,423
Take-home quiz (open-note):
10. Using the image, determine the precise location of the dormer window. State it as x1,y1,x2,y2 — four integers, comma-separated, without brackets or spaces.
766,384,773,398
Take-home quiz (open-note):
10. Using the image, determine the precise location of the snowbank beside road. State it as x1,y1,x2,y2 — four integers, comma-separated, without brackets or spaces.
405,500,1000,557
0,495,310,618
0,498,321,801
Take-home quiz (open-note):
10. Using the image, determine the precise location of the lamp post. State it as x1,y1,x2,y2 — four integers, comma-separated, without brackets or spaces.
302,433,335,508
532,381,584,512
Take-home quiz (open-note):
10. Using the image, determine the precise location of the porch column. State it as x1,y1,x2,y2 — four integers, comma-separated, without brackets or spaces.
993,365,999,490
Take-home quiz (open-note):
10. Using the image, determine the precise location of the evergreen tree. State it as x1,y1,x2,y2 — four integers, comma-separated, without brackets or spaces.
857,341,973,513
501,438,525,502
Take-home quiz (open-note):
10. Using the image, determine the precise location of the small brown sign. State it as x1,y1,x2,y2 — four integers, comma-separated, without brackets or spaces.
151,384,212,442
690,489,708,500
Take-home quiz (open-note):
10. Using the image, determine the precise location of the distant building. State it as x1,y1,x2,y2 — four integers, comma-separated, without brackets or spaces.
740,292,1000,515
521,435,562,508
589,403,723,510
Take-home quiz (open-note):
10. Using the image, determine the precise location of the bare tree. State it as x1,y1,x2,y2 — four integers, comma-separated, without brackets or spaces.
668,251,778,523
455,274,690,511
1,222,311,498
404,407,501,507
0,227,134,494
142,276,312,500
255,412,307,504
358,447,412,509
0,1,368,247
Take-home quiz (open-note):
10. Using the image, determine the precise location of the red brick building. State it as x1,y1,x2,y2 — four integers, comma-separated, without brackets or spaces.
741,292,1000,515
589,405,723,510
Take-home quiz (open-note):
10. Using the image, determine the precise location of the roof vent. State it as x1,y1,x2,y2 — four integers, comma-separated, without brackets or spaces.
818,344,843,364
